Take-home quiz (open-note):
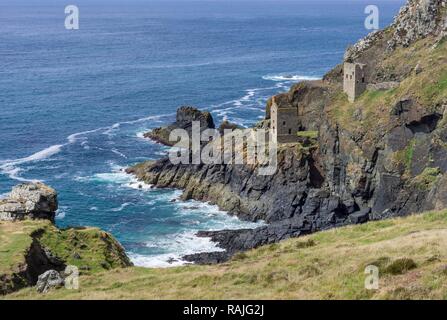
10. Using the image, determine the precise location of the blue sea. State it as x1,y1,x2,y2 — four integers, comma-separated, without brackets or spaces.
0,0,404,267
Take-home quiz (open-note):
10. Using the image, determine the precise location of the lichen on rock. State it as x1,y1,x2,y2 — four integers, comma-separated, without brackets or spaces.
0,182,58,222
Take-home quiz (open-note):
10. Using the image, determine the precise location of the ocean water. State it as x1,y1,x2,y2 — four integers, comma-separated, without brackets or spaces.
0,0,404,266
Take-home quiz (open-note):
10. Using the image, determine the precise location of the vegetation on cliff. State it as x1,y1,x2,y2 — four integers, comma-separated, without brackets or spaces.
0,220,132,294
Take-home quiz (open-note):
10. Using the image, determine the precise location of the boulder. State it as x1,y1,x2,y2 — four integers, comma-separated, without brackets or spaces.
36,270,64,293
348,208,371,224
0,182,58,222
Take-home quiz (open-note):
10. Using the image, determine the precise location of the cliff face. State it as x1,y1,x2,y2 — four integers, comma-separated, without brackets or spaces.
0,183,58,222
343,0,447,82
387,0,446,49
130,0,447,263
130,143,327,224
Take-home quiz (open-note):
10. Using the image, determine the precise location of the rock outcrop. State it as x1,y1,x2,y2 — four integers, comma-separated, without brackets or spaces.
387,0,446,50
0,183,58,222
144,106,215,146
344,0,447,83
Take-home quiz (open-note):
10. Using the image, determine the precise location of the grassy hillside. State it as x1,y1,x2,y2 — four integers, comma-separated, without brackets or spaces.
0,220,131,294
0,220,45,275
328,39,447,135
4,210,447,300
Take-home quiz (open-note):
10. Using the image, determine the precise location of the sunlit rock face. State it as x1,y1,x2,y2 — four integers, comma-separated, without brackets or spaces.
0,182,58,222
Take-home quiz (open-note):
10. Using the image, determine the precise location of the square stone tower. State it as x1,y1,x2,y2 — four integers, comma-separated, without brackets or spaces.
271,96,299,144
343,62,367,102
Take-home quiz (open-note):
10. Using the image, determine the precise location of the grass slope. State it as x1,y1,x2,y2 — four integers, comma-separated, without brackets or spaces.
328,39,447,134
0,220,131,282
4,210,447,300
0,220,46,275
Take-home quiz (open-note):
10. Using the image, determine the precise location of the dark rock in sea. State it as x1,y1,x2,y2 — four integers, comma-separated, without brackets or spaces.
144,106,215,146
184,206,200,210
167,257,178,264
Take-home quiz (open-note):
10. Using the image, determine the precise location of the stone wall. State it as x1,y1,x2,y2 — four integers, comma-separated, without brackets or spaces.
271,98,299,144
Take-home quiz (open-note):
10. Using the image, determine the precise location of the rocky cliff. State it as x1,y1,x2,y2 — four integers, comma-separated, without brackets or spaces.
129,0,447,263
0,183,58,222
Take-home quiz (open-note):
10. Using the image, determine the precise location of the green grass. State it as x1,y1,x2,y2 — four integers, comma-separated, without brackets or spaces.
422,70,447,102
0,221,131,281
328,38,447,138
38,226,131,274
405,139,416,171
0,220,46,274
4,210,447,300
412,167,442,190
297,131,318,139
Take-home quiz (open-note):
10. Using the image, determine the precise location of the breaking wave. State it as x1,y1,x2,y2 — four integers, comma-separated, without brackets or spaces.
262,74,320,82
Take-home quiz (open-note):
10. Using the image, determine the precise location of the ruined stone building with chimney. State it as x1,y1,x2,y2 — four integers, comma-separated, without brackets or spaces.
270,96,300,144
343,62,367,102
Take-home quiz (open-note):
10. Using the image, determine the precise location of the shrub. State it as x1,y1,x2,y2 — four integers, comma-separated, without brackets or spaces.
384,258,417,275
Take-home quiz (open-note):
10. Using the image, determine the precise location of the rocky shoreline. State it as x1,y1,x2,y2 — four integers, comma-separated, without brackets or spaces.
130,0,447,265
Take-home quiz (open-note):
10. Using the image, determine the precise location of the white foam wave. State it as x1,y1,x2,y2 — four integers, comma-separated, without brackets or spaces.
111,202,132,212
136,131,148,139
111,148,127,159
0,112,175,181
262,74,320,82
0,166,29,182
129,231,224,268
126,180,154,190
128,253,189,268
175,199,264,230
55,206,67,219
85,165,155,191
92,171,133,184
0,144,63,168
67,127,106,144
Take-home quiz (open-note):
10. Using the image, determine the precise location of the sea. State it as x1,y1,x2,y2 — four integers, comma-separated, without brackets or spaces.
0,0,404,267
